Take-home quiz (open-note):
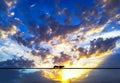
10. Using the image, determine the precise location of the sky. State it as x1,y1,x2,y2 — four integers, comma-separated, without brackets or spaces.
0,0,120,83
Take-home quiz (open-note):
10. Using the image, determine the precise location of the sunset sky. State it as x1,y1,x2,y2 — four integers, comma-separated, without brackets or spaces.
0,0,120,83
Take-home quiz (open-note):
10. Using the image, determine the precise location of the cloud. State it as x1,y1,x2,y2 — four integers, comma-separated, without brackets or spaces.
89,37,120,55
0,25,17,38
4,0,17,7
0,0,17,39
0,0,120,82
0,58,34,68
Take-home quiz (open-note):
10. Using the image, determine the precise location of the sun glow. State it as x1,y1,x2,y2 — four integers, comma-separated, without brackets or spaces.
40,50,112,83
33,27,115,82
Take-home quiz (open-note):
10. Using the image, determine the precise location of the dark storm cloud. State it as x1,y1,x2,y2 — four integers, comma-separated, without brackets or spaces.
0,25,11,31
53,52,71,64
0,57,34,68
71,37,120,59
13,20,80,48
11,0,82,43
69,37,119,61
1,0,120,40
10,0,120,60
78,47,87,56
0,0,120,83
98,0,120,24
51,36,120,64
89,37,120,55
103,0,120,14
1,0,120,58
75,0,120,26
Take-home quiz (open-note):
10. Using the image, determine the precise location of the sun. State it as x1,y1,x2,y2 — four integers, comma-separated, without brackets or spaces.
40,50,111,83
